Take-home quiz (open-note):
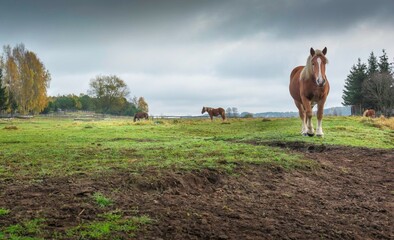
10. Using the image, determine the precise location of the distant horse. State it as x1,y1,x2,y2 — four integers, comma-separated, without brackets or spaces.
134,112,149,122
289,47,330,137
201,107,226,121
363,109,376,118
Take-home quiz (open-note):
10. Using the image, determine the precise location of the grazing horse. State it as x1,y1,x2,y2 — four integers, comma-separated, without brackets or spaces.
289,47,330,137
134,112,149,122
363,109,376,118
201,107,226,121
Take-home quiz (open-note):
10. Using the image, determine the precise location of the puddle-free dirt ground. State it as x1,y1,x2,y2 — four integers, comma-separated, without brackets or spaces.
1,142,393,239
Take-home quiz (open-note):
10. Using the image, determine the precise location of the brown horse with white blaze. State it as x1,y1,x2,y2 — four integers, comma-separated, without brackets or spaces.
289,47,330,137
201,107,226,121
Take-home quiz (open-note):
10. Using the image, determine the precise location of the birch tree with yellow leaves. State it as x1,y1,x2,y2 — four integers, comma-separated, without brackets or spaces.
1,44,51,114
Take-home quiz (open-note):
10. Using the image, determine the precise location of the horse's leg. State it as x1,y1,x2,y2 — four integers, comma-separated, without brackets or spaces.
294,101,307,135
210,113,213,121
301,97,314,136
316,101,325,137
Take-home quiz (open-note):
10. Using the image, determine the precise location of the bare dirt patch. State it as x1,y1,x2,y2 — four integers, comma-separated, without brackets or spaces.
0,143,393,239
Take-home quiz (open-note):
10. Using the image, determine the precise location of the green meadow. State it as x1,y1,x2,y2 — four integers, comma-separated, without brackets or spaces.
0,116,393,181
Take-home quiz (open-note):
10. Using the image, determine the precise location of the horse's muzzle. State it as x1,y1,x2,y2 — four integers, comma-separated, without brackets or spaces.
316,78,326,87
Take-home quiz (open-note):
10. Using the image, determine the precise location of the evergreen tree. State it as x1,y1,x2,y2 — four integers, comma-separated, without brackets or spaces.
0,69,8,112
364,50,391,110
345,49,394,116
342,58,368,112
367,52,379,76
378,49,391,74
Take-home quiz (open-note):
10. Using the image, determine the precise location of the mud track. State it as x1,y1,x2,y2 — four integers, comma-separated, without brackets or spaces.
0,142,393,239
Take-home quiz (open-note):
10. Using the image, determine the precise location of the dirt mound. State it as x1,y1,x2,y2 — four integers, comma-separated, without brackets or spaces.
0,144,393,239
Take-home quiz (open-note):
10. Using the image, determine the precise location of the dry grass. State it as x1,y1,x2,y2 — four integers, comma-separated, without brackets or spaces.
374,116,394,130
362,116,394,130
3,125,18,130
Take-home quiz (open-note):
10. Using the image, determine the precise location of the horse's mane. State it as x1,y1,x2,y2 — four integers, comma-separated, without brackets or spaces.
300,49,329,80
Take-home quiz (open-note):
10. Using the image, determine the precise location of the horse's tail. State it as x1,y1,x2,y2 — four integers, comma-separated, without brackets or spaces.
221,108,226,120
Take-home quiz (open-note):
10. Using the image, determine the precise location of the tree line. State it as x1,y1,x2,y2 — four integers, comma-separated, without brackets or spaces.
0,44,149,116
43,75,149,116
43,93,149,116
342,50,394,116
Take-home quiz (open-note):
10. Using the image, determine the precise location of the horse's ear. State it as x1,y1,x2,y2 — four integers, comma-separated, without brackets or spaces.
310,48,315,56
322,47,327,55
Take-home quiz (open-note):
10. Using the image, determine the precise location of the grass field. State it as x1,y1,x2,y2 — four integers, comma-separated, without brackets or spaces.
0,117,394,179
0,116,393,181
0,116,393,239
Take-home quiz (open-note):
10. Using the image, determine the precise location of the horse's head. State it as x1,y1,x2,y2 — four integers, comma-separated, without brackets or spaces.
310,47,328,87
201,107,206,114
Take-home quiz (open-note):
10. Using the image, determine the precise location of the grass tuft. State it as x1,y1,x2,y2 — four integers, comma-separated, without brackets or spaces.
371,116,394,130
93,192,113,208
0,208,10,216
1,218,45,239
66,212,152,239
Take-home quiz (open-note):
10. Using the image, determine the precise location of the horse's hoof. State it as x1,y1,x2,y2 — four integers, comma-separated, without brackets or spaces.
316,133,324,138
302,133,308,137
307,132,315,137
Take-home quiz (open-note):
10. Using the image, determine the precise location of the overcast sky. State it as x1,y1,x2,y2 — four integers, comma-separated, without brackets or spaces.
1,0,393,115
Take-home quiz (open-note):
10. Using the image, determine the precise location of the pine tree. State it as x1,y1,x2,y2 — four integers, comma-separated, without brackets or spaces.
367,52,379,76
342,58,368,113
344,50,394,116
378,49,391,74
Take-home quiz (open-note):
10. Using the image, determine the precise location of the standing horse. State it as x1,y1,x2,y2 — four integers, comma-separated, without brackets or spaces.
201,107,226,121
289,47,330,137
134,112,149,122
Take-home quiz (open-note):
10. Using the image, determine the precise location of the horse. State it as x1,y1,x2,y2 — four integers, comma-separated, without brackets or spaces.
289,47,330,137
363,109,376,118
201,107,226,121
134,112,149,122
